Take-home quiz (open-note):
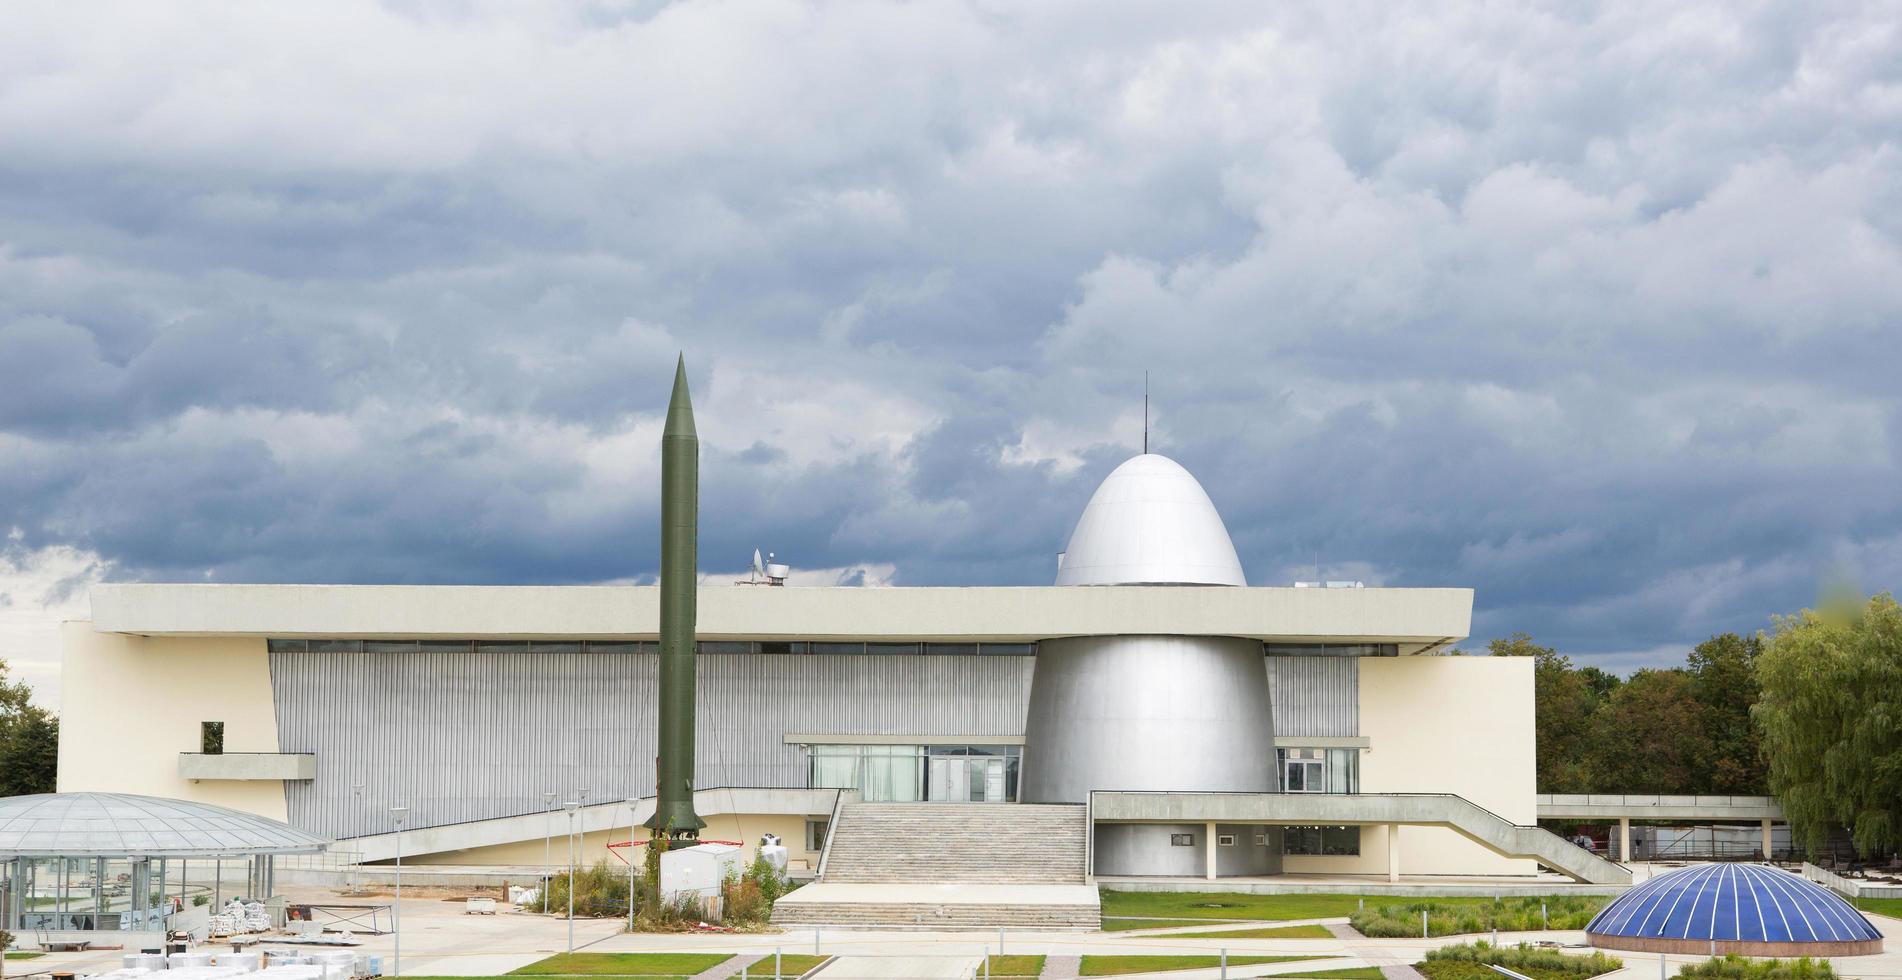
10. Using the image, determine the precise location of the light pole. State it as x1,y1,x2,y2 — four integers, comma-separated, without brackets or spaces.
563,801,581,955
576,788,590,871
541,791,555,913
626,798,639,932
350,783,365,891
390,806,408,979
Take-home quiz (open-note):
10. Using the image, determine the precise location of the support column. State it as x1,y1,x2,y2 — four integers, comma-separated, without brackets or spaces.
1204,822,1218,880
1387,824,1400,883
1762,820,1773,861
1619,818,1631,863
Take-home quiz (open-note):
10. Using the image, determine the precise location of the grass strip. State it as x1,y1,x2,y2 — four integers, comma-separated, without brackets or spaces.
1101,917,1225,932
1150,923,1336,939
1101,891,1377,922
1080,954,1327,976
986,954,1047,977
508,952,735,976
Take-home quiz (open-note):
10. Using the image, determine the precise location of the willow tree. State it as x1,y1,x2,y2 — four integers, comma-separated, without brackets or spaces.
1753,592,1902,858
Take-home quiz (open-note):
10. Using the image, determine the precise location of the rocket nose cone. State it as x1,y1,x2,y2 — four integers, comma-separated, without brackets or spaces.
665,355,696,438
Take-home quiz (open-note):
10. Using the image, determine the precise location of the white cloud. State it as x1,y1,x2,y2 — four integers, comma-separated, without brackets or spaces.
0,537,108,709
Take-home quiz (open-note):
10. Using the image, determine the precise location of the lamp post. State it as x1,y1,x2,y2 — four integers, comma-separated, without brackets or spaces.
541,791,555,912
576,788,590,869
390,806,409,978
350,783,365,891
626,798,639,932
563,801,581,955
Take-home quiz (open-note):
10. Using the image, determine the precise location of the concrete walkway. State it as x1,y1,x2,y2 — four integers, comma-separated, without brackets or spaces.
812,955,981,978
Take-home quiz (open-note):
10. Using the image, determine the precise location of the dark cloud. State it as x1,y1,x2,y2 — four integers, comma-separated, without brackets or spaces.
0,0,1898,672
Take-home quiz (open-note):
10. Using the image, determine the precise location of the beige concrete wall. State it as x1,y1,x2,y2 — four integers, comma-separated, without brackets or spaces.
400,813,821,871
1284,655,1537,876
57,624,290,821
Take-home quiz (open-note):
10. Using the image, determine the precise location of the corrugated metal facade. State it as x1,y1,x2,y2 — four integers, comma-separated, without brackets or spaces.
1264,656,1359,737
270,651,1035,839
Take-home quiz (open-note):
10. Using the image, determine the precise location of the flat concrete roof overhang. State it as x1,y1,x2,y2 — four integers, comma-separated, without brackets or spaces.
88,583,1472,648
1537,794,1785,821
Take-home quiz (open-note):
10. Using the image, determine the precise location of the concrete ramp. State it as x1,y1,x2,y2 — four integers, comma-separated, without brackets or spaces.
1091,792,1632,886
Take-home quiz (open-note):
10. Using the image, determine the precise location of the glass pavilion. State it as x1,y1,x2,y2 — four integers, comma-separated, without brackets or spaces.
0,793,327,941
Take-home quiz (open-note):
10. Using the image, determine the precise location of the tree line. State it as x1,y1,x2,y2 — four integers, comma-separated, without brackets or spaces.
0,659,58,796
1495,591,1901,859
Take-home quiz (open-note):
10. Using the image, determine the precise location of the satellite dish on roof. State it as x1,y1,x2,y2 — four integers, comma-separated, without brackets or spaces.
752,549,765,578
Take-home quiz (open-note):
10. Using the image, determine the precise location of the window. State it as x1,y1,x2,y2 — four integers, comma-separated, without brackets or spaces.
806,819,829,852
1263,643,1397,657
979,643,1037,656
1218,834,1236,847
812,743,1019,802
808,744,925,801
1283,825,1361,856
1277,747,1359,793
1170,833,1195,847
201,721,225,755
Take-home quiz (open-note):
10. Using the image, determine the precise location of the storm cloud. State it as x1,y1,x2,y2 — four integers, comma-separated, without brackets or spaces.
2,0,1900,685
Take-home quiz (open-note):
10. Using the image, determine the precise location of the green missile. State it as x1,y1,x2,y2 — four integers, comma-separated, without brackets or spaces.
646,355,706,839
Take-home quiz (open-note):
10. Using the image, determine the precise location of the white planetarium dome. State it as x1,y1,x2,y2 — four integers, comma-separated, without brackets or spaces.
1054,453,1246,586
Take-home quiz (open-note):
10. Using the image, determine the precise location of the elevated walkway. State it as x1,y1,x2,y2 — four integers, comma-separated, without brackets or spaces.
1092,792,1632,886
771,801,1101,930
1536,794,1783,821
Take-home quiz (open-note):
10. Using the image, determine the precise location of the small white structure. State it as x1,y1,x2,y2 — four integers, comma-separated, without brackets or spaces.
757,833,788,874
658,842,742,900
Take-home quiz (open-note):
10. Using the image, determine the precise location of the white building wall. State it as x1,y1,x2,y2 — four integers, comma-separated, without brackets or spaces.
56,623,291,822
1281,655,1537,876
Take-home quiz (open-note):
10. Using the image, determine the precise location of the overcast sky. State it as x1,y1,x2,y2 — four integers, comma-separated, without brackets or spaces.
3,1,1900,708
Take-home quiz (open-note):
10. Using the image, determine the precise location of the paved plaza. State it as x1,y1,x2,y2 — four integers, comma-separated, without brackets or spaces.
9,883,1900,980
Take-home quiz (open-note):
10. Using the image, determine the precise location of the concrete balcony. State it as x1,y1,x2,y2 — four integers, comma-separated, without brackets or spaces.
179,752,316,781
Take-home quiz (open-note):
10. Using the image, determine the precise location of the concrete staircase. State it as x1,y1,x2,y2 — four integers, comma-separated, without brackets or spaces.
770,802,1100,929
823,803,1089,884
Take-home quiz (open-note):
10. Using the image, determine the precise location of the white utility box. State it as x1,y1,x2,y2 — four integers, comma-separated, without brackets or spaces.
657,842,742,900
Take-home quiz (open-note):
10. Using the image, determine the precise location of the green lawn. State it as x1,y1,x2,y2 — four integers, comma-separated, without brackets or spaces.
1857,897,1902,920
507,952,735,976
6,952,49,960
1079,954,1329,976
1279,970,1386,980
1100,917,1218,932
743,954,829,977
1151,923,1337,939
985,954,1047,977
1100,890,1378,921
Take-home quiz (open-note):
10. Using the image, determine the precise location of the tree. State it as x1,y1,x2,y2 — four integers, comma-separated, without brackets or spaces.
1583,669,1713,793
1686,632,1766,793
1754,592,1902,858
1490,633,1600,793
0,657,59,797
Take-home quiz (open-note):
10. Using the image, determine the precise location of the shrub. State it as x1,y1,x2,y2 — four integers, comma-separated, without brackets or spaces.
542,858,632,919
721,855,793,927
1675,955,1838,980
1424,941,1622,978
1352,896,1608,938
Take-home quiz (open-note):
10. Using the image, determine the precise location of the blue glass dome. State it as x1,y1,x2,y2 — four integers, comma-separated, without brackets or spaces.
1587,864,1882,955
